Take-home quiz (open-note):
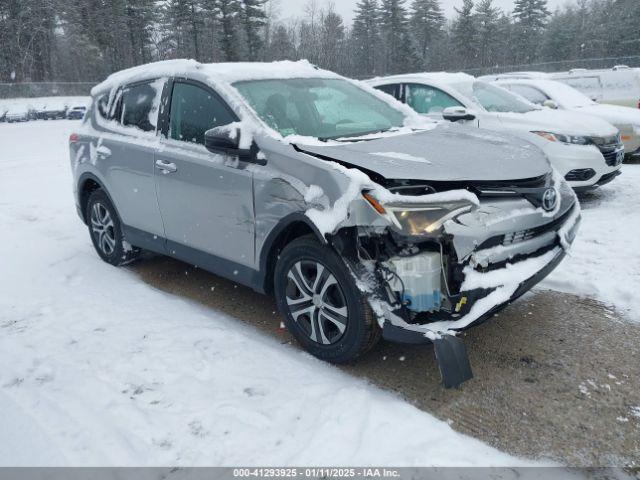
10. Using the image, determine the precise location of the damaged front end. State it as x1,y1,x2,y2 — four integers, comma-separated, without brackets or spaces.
327,173,581,388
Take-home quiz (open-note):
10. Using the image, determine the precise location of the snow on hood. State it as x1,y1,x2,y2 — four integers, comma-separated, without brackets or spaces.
573,103,640,127
297,122,550,182
500,108,619,137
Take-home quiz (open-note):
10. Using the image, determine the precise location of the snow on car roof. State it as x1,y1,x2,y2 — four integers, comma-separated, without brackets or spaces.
91,59,340,96
368,71,475,85
494,78,596,108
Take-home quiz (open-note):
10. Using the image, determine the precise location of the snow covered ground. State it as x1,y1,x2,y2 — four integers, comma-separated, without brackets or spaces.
541,170,640,321
0,120,532,466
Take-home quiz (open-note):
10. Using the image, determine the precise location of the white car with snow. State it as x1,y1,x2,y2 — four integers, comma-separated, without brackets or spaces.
367,73,624,191
489,78,640,160
482,67,640,109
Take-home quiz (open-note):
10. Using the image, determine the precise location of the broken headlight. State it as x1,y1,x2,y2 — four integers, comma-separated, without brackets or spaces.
363,192,473,236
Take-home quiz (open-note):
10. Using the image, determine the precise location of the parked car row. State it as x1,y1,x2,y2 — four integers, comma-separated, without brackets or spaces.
479,69,640,160
69,60,589,387
367,73,625,191
0,101,87,122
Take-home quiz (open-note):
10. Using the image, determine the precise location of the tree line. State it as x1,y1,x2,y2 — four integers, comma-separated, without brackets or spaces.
1,0,639,83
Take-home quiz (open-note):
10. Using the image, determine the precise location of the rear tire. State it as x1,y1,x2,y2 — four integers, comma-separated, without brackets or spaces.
274,237,380,363
86,189,139,266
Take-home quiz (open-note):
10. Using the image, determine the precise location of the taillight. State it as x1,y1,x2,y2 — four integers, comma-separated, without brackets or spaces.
69,133,79,143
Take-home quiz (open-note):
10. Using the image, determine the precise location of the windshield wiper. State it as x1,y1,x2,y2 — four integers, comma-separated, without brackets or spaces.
318,127,398,142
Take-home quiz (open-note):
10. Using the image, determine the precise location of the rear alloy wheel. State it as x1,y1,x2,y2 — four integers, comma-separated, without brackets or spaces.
86,189,139,266
274,237,380,363
90,202,117,256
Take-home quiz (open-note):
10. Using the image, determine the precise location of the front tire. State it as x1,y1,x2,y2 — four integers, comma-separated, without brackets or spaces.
86,189,139,266
274,237,380,363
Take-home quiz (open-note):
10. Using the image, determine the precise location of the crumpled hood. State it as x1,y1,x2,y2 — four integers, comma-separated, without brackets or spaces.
499,109,619,137
573,104,640,128
295,123,550,182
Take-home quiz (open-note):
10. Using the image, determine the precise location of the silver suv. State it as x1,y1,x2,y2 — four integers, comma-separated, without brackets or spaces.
69,60,580,383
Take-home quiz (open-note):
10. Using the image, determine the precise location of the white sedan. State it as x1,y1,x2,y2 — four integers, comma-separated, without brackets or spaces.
367,73,624,191
493,78,640,159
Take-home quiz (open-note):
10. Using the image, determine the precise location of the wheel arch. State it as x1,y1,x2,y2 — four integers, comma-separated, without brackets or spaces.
257,213,326,295
77,173,116,224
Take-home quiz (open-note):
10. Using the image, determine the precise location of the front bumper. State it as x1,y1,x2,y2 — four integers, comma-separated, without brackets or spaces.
382,245,568,344
543,142,622,190
375,198,581,343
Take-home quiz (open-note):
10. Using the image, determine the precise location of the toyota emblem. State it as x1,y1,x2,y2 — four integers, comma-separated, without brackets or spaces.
542,188,558,211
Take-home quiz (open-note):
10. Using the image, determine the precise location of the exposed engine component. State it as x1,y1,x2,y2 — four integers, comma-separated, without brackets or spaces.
386,252,442,313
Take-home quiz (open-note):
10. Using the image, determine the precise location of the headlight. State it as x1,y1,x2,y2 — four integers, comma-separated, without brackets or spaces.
363,192,473,236
532,131,592,145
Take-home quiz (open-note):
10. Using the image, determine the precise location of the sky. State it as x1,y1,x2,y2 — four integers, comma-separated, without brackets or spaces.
277,0,570,24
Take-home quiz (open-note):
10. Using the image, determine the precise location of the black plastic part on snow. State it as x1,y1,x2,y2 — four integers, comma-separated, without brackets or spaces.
433,335,474,389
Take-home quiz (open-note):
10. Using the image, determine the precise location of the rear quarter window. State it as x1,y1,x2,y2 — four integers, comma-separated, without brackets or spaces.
121,80,164,132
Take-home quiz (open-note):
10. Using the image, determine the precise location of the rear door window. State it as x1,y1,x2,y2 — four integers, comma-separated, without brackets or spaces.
121,80,163,132
169,82,236,145
375,83,401,100
405,83,462,114
507,84,550,105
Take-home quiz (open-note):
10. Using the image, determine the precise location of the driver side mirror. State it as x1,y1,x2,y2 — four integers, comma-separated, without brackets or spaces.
543,99,558,109
442,106,476,122
204,124,266,165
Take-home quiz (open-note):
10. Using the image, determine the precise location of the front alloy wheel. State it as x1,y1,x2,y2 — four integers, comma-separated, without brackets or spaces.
274,237,380,363
285,260,349,345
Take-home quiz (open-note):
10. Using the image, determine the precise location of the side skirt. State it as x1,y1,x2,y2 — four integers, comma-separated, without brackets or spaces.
122,225,264,292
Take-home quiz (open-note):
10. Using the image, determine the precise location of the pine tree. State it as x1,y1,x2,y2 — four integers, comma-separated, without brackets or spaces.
242,0,267,60
125,0,156,65
351,0,381,77
512,0,550,63
379,0,416,74
319,9,346,72
267,24,296,60
219,0,242,61
475,0,500,67
409,0,445,68
452,0,477,68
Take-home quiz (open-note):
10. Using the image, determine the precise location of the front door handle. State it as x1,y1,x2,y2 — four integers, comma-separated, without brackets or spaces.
155,159,177,174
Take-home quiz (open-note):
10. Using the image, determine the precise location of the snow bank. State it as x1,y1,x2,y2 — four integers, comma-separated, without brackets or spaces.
0,120,531,466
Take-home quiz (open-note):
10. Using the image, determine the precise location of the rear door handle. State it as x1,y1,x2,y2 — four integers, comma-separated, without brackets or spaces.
155,159,177,173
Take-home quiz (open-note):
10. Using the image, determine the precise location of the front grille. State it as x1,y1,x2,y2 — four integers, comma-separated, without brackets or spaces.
595,142,624,167
565,168,596,182
477,203,576,250
502,205,574,246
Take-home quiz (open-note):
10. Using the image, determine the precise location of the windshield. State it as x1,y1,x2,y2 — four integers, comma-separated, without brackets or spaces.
542,82,596,109
452,81,536,113
233,78,406,140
